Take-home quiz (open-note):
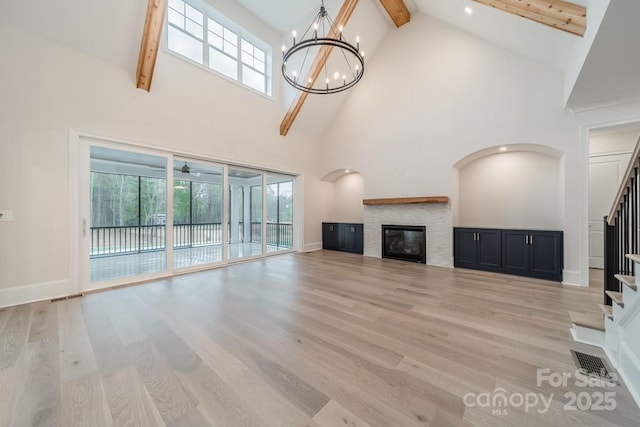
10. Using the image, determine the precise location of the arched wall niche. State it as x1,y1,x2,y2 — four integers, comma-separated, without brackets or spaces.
321,168,364,223
453,144,565,230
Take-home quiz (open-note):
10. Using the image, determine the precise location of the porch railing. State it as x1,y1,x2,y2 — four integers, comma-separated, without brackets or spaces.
174,223,224,248
250,222,293,247
90,221,293,256
604,136,640,304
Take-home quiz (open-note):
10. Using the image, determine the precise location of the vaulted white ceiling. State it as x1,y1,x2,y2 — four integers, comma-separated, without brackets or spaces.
1,0,638,135
236,0,588,73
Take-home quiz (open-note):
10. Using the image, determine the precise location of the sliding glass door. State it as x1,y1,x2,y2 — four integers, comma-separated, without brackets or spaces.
173,159,224,269
228,167,263,261
266,173,294,253
89,146,168,283
78,136,297,291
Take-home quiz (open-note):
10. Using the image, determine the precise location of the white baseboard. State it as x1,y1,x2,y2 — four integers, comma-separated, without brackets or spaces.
303,242,322,252
562,269,584,287
0,280,73,308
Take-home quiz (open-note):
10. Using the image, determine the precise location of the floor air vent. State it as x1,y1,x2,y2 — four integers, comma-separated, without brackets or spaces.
50,293,83,303
571,350,615,382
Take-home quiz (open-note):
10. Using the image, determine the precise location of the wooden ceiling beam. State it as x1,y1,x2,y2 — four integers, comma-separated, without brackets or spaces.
280,0,359,136
378,0,411,28
473,0,586,37
136,0,167,91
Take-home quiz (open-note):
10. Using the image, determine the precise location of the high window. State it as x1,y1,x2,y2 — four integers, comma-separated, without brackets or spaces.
166,0,272,96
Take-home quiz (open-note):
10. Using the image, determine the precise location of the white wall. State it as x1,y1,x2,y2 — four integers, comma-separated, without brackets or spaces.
0,10,329,297
590,129,639,155
320,12,584,284
457,151,561,229
563,0,611,105
331,173,364,223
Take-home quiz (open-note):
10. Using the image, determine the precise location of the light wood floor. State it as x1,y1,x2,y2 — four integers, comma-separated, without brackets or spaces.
1,251,639,426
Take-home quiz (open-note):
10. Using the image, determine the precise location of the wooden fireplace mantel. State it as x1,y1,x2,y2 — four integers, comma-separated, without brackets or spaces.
362,196,449,205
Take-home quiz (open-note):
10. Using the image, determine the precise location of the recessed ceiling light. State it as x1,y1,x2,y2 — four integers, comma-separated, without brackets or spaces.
499,147,508,152
345,169,351,173
465,7,473,15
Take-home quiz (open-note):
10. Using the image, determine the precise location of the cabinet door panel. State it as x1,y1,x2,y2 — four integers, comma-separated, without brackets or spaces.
502,231,528,273
477,230,501,268
353,224,364,254
340,224,359,253
529,232,563,278
454,228,478,268
322,223,339,250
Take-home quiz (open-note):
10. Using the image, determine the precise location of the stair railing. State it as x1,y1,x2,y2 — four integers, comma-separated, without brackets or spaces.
605,136,640,304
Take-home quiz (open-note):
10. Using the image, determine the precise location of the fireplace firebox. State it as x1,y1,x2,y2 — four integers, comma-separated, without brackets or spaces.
382,225,426,264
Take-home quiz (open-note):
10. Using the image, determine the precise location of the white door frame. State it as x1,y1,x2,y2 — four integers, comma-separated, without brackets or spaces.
588,151,632,269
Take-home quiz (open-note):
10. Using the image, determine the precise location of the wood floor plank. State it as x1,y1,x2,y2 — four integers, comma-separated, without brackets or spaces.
58,299,99,381
101,365,166,427
132,289,323,427
28,302,58,343
103,294,148,346
0,307,13,334
248,348,330,417
0,304,31,369
313,399,372,427
165,406,213,427
126,340,198,424
170,295,430,426
175,363,265,427
81,302,128,374
2,252,640,426
61,372,113,427
0,363,23,426
10,322,61,427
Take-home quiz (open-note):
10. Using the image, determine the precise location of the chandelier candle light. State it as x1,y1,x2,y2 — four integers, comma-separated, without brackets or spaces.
282,1,364,94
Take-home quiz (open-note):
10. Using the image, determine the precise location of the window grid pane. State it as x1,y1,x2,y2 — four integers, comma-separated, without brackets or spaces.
168,0,185,14
167,0,270,95
209,33,223,50
168,26,203,64
168,9,184,29
210,47,237,80
224,41,237,57
224,28,237,46
208,18,223,37
241,39,253,54
185,4,203,24
241,51,252,66
186,20,203,39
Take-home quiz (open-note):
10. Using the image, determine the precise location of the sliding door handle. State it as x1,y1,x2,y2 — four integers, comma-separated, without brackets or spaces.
530,235,533,245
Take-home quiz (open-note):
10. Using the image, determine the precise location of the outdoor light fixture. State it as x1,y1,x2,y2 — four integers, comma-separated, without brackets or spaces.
281,1,364,94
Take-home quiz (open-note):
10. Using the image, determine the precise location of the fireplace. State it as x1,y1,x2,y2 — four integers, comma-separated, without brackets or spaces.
382,225,426,264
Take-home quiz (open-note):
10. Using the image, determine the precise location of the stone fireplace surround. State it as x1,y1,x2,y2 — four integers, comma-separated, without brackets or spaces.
363,201,453,268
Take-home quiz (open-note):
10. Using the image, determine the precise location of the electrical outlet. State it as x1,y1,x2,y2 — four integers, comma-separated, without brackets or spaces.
0,210,14,221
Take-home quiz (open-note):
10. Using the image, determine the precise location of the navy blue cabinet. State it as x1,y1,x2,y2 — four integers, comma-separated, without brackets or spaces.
454,227,563,281
322,223,340,250
454,228,501,271
502,230,563,281
322,223,363,254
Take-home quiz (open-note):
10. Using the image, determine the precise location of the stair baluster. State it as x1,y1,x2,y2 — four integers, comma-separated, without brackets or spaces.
605,136,640,305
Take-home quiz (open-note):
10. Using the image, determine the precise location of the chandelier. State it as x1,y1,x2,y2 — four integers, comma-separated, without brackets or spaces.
281,1,364,94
